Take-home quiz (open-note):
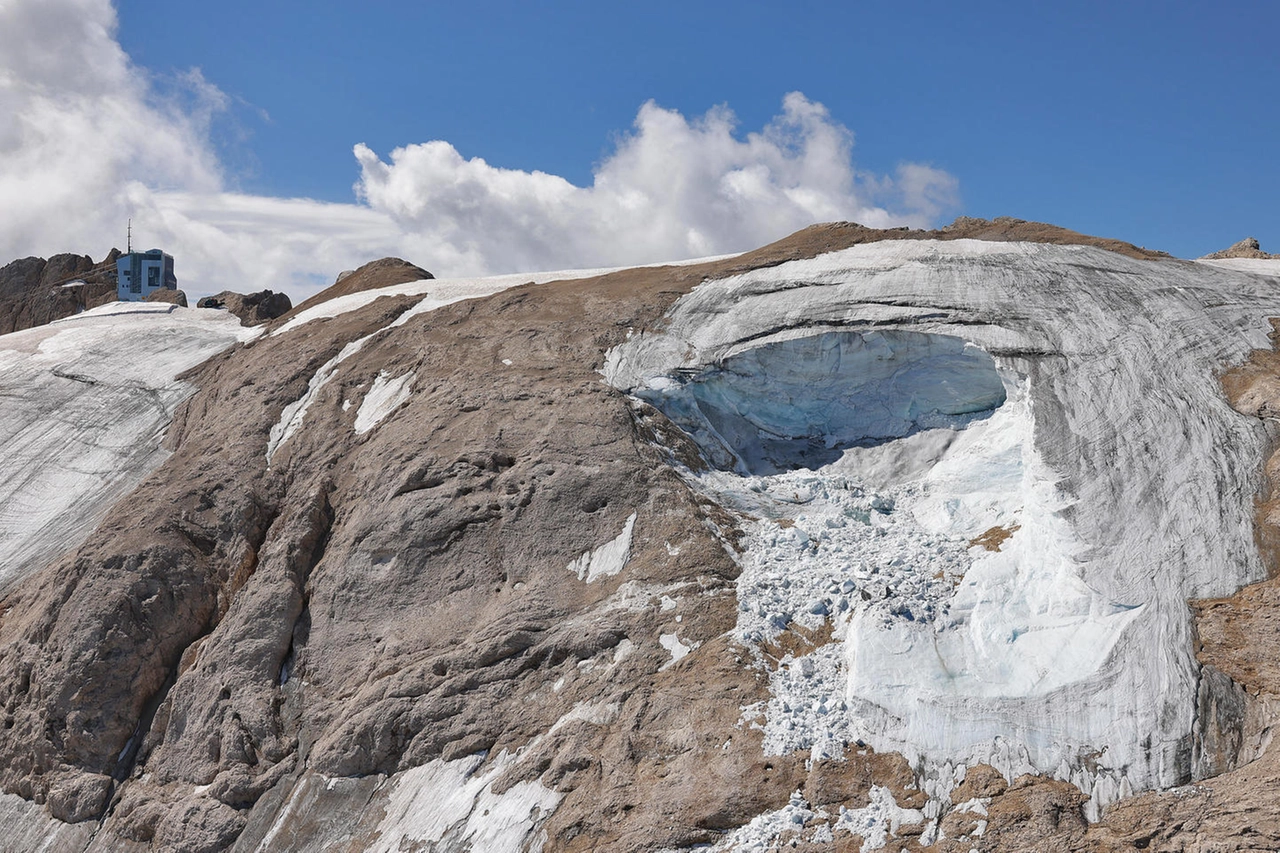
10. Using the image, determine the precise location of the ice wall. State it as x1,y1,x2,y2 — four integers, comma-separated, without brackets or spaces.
606,239,1280,812
634,330,1006,475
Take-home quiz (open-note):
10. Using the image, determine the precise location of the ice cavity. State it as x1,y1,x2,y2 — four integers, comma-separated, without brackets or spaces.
633,329,1006,475
606,238,1280,822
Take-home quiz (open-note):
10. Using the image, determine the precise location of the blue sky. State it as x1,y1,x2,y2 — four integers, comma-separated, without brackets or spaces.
115,0,1278,258
1,0,1275,297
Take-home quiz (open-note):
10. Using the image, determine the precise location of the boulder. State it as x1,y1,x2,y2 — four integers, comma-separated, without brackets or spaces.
144,288,188,307
196,289,292,326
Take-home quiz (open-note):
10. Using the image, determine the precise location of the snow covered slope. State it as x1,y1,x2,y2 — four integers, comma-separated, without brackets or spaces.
607,239,1280,814
0,302,257,591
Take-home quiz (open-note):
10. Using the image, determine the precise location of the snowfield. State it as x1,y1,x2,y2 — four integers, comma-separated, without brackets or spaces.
607,239,1280,822
0,303,257,591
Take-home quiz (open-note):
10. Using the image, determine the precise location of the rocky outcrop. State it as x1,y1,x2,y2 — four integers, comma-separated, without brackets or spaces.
2,220,1280,852
0,250,120,334
289,257,432,316
144,288,189,308
196,290,291,325
1202,236,1279,260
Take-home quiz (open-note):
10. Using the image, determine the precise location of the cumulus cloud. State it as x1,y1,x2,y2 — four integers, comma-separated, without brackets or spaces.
355,93,960,275
0,0,959,301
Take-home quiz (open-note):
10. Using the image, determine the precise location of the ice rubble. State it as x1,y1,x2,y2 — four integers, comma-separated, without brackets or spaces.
0,303,257,591
606,239,1280,827
698,786,925,852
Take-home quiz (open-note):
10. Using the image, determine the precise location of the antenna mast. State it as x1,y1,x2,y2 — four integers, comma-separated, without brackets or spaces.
127,219,132,254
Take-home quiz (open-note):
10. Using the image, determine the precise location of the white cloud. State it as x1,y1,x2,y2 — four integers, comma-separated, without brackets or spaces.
0,0,959,302
354,92,960,276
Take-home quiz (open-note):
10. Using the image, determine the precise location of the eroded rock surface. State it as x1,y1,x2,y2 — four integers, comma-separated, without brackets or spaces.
0,250,120,334
196,290,290,325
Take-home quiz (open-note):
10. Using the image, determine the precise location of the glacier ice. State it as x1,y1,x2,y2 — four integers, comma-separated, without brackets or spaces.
606,238,1280,816
633,329,1006,475
0,304,256,591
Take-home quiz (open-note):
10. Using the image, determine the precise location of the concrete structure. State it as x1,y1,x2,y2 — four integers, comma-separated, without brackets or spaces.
116,250,176,301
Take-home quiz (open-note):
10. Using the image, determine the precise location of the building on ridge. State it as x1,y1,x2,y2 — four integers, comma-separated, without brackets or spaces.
116,249,177,302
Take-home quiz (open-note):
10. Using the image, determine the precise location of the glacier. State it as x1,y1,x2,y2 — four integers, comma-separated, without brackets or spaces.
606,239,1280,815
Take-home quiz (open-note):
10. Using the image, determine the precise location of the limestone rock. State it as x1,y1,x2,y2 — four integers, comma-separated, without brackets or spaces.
144,288,188,307
2,221,1280,852
1202,236,1279,260
0,250,119,334
196,290,291,325
286,257,432,316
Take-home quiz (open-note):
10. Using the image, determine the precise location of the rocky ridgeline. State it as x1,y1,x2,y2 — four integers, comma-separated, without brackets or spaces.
0,251,120,334
196,290,290,325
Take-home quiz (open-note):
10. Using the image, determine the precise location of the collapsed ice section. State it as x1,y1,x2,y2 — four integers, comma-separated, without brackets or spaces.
606,238,1280,820
633,330,1006,475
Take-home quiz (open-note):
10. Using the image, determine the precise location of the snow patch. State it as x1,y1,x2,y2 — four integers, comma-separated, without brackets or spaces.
567,513,637,582
266,334,371,463
659,633,694,669
354,369,415,435
370,750,561,853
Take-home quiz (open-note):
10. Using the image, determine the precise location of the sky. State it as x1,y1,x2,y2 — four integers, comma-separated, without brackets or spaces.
1,0,1276,300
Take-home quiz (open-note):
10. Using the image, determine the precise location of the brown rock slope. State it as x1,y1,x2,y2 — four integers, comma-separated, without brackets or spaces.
0,250,120,334
0,219,1241,852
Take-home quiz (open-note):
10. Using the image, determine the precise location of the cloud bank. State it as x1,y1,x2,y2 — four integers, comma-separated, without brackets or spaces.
1,0,959,300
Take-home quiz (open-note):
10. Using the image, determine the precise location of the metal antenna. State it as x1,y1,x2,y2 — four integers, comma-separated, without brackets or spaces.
127,219,132,254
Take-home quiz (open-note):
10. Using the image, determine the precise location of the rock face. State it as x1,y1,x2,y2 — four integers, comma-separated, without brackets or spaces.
1,222,1280,852
196,290,291,325
0,250,120,334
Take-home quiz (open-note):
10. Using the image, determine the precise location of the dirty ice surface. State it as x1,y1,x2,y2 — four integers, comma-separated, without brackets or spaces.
0,303,256,590
1197,257,1280,278
607,238,1280,832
